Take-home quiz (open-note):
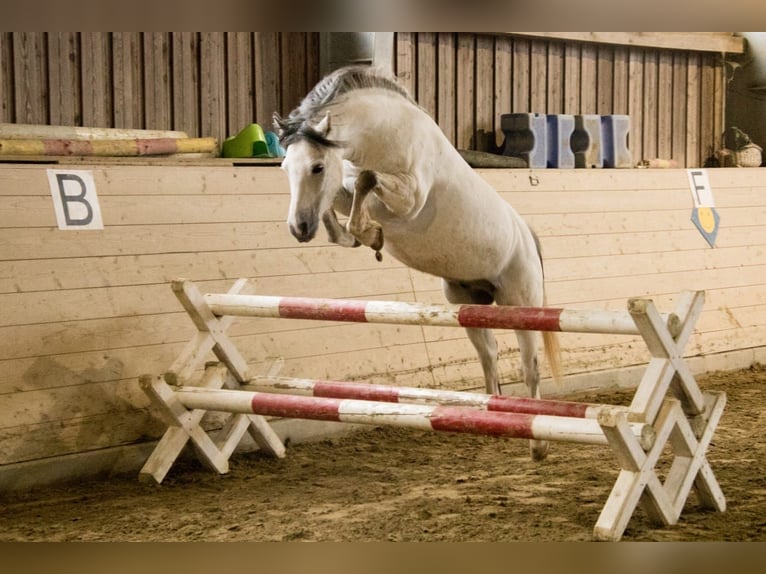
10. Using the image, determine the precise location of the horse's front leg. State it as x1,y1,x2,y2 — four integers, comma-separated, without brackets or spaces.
347,170,423,247
347,170,384,251
322,209,360,247
321,187,360,248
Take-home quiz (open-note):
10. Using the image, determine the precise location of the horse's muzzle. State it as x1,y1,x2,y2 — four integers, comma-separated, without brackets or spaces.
289,219,318,243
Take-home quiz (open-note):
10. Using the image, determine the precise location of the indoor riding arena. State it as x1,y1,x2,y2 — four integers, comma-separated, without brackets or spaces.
1,32,765,542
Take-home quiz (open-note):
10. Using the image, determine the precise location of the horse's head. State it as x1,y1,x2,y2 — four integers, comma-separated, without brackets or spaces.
275,113,344,243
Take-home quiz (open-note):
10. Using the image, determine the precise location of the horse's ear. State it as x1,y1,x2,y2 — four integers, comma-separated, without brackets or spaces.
272,112,285,138
314,112,331,137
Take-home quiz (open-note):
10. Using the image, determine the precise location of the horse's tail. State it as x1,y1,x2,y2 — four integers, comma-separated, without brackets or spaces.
531,226,563,385
541,296,563,386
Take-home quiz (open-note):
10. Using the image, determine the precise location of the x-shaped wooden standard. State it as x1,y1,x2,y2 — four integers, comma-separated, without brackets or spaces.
139,280,285,484
139,280,726,541
592,290,726,541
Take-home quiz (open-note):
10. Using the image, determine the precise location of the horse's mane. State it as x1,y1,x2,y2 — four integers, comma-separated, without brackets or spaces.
274,65,414,148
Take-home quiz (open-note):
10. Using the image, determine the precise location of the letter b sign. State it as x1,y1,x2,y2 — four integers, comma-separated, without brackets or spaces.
47,170,104,230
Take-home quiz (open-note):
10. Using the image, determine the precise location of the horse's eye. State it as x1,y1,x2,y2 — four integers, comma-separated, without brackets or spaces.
311,164,324,175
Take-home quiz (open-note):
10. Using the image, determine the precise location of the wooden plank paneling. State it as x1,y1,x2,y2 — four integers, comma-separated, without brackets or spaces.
0,32,729,168
1,162,765,475
395,32,728,167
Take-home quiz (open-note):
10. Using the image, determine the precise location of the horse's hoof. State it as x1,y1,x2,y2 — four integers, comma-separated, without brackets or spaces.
375,250,383,262
530,440,549,461
370,229,384,252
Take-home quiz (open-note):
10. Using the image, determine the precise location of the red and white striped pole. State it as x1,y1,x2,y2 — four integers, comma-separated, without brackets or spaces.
246,376,608,419
204,293,680,336
174,387,654,449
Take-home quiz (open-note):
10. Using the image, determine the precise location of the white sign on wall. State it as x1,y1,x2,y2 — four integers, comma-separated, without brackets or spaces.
686,169,719,248
47,169,104,230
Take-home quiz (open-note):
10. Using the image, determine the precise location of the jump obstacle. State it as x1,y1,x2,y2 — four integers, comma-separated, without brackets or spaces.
140,279,727,541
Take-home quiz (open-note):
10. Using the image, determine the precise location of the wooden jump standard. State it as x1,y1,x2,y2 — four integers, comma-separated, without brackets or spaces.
139,279,726,541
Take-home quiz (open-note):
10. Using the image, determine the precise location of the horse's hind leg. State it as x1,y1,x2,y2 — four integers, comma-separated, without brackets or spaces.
442,280,500,396
515,329,549,461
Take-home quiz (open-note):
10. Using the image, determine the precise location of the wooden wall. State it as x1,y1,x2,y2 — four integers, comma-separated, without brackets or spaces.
393,33,729,167
1,162,765,488
0,32,736,168
0,32,320,145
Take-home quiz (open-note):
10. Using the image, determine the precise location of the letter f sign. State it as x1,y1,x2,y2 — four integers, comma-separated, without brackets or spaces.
47,170,104,230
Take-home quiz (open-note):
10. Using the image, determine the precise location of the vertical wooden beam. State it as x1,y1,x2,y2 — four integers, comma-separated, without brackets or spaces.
417,32,437,119
437,33,456,144
580,44,597,114
713,54,725,151
612,46,628,115
494,35,512,144
597,45,615,115
657,50,673,160
254,32,280,126
13,32,48,124
546,41,564,114
563,42,580,114
628,48,644,164
671,53,688,166
81,32,112,128
512,37,530,113
306,32,320,91
0,33,13,122
112,32,143,129
686,53,702,168
226,33,255,136
394,32,416,96
529,39,547,113
456,33,475,149
172,32,200,136
47,32,81,126
642,50,658,161
200,32,227,142
700,53,716,163
280,32,309,116
475,34,495,151
143,32,172,131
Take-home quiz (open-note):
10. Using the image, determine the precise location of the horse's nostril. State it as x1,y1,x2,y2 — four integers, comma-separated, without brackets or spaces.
298,221,309,237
